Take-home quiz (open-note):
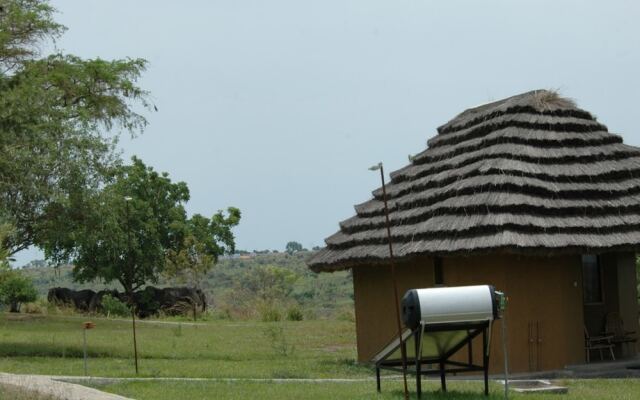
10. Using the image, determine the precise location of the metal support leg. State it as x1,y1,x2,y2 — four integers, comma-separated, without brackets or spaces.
439,361,446,392
376,367,381,393
415,328,422,398
483,328,489,396
468,329,473,366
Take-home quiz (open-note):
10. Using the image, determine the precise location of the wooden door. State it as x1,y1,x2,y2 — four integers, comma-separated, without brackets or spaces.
527,321,543,371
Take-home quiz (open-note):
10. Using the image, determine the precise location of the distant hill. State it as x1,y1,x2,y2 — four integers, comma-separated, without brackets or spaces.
21,251,354,319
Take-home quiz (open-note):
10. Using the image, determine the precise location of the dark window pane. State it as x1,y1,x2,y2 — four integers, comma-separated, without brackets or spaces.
582,254,602,303
434,257,444,285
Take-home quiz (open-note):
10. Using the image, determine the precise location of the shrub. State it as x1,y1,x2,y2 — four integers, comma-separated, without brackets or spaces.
23,300,46,314
263,324,294,356
101,294,130,318
286,306,303,321
260,306,282,322
0,271,38,312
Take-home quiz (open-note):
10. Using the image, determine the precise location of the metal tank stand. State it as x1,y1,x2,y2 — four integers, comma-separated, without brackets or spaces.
374,320,493,398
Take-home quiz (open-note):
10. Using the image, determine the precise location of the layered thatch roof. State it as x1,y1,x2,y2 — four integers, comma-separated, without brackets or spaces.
309,90,640,272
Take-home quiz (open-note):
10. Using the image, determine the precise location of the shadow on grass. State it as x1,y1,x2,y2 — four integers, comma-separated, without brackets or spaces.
270,370,310,379
0,342,265,362
384,389,502,399
317,358,372,373
0,342,116,358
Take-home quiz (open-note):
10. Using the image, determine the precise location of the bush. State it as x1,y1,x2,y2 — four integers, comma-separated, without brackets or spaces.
0,271,38,312
260,306,282,322
23,299,47,314
101,294,130,318
286,306,303,321
263,324,294,356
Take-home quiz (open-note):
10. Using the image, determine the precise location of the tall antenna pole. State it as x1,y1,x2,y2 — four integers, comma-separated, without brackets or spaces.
370,162,409,400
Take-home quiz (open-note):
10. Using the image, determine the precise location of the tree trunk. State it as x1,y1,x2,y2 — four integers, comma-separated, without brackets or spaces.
9,301,19,313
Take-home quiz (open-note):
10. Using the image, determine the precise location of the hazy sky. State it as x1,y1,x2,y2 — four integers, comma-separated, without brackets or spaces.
13,0,640,265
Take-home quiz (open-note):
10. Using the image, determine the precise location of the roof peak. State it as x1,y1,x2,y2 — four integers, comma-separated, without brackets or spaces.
465,89,575,113
438,89,582,134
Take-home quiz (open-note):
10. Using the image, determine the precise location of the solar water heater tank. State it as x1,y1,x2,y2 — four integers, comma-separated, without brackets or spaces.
401,285,502,329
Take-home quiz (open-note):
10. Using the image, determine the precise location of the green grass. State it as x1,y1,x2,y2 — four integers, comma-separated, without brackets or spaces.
87,379,640,400
0,313,366,378
1,313,639,399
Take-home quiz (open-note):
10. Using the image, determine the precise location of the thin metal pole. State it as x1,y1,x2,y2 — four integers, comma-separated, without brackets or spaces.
132,304,139,374
502,305,510,400
83,328,88,376
376,163,409,400
125,198,139,375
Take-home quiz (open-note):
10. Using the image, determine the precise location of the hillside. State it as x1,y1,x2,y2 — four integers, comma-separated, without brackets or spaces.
21,251,354,319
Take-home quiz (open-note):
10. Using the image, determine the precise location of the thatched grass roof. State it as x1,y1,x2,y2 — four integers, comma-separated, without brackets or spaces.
308,90,640,272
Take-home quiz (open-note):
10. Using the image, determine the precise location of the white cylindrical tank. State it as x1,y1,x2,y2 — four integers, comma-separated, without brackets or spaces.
402,285,501,329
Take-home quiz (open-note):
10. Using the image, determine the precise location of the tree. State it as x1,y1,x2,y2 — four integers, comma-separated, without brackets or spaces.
0,223,12,269
0,270,37,312
164,210,241,291
0,0,151,255
285,241,304,255
43,157,191,374
43,157,189,300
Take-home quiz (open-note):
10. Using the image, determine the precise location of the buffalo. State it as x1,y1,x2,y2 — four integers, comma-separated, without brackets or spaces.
47,288,96,311
47,286,206,318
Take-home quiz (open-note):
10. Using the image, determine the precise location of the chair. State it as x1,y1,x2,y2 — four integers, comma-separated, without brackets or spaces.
584,326,615,363
604,312,637,356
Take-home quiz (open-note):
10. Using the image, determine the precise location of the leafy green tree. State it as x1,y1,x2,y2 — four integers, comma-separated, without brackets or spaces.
164,210,241,290
285,241,304,255
0,223,12,269
0,270,37,312
43,157,189,301
0,0,151,255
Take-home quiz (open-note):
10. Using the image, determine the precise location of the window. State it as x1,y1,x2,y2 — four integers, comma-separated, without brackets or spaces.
582,254,603,304
434,257,444,285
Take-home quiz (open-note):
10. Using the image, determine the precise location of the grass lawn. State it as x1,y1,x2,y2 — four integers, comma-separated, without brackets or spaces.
88,378,640,400
0,313,639,399
0,313,365,379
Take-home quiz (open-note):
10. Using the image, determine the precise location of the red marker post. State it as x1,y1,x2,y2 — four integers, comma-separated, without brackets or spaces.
83,322,95,376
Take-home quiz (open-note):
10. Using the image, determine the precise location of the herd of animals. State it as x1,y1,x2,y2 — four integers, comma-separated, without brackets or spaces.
47,286,207,318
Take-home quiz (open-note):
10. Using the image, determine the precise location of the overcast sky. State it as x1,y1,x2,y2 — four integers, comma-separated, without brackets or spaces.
13,0,640,265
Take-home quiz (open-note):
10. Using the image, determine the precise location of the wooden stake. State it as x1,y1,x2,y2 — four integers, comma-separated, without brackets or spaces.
372,162,409,400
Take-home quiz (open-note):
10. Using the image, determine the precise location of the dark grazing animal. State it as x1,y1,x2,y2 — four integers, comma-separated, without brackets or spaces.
47,287,95,311
47,287,75,306
47,286,206,318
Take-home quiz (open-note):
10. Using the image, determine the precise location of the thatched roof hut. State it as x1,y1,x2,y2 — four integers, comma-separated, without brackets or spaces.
309,90,640,272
